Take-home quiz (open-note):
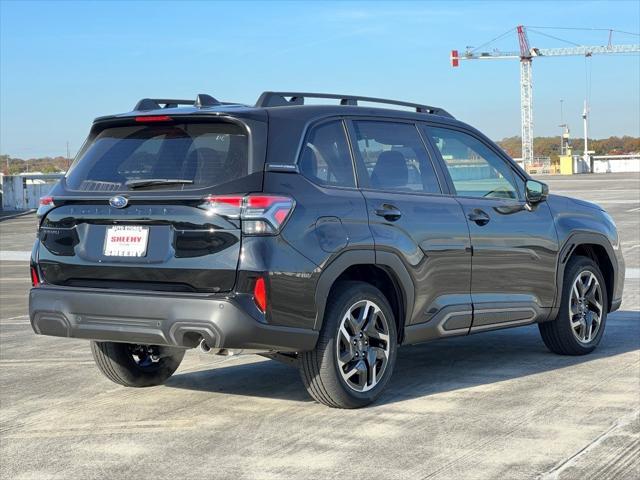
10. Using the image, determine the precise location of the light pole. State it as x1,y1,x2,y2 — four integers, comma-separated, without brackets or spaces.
582,100,588,171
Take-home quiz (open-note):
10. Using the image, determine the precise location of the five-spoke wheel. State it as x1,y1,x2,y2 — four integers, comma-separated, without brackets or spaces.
336,300,391,393
299,281,397,408
539,256,608,355
569,270,604,344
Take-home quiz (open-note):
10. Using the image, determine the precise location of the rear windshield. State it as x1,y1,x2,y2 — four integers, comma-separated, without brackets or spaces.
66,122,250,191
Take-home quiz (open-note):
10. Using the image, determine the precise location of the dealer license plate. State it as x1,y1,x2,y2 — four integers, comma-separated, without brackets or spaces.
103,226,149,257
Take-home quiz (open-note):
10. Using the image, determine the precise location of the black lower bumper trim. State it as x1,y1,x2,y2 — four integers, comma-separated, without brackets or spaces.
29,287,318,352
611,297,622,312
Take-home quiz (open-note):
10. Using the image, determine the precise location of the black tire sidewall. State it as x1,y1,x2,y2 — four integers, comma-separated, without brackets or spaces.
91,341,185,387
319,281,398,406
558,257,608,352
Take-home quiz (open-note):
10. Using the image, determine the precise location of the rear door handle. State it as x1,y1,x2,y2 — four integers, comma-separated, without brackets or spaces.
467,209,490,226
375,204,402,221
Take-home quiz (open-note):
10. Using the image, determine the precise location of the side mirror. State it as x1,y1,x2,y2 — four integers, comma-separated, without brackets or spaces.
525,180,548,204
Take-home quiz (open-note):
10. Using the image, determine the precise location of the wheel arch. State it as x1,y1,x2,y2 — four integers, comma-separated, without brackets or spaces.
314,250,415,341
556,232,617,314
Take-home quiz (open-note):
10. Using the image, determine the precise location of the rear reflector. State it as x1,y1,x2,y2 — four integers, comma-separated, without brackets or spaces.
253,277,267,312
135,115,172,123
30,266,41,287
200,194,295,235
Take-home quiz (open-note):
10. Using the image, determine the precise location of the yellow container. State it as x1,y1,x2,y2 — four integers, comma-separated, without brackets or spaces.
559,155,573,175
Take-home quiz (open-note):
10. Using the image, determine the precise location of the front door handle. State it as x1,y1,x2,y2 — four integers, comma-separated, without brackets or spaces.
467,209,490,226
375,204,402,221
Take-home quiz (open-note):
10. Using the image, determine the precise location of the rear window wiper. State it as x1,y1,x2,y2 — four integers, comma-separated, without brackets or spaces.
125,178,194,189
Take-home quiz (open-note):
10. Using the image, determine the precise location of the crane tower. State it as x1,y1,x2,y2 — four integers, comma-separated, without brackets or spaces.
451,26,640,167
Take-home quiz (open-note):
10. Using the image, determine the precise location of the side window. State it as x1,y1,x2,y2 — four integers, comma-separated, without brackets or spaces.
352,121,440,194
427,127,520,200
299,121,356,188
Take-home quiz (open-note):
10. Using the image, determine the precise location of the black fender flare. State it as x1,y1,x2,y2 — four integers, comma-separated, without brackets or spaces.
313,249,415,332
551,231,618,318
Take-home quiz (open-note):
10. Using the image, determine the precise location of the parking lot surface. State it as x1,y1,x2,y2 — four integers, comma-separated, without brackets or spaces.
1,173,638,479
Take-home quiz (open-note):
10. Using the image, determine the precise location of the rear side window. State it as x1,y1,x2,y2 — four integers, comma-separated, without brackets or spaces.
66,122,249,191
352,121,440,194
298,121,356,188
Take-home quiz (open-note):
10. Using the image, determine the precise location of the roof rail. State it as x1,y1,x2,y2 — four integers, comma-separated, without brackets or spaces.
255,91,454,118
134,94,220,111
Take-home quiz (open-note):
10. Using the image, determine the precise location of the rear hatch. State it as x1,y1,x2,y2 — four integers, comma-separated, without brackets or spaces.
36,113,267,293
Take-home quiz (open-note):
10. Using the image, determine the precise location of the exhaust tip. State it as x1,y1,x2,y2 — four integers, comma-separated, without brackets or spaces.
199,339,213,354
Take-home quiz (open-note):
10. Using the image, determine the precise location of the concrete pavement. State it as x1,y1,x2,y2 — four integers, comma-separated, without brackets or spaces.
1,173,638,479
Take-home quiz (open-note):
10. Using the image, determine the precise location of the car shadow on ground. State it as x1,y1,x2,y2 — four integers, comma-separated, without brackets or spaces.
165,311,640,405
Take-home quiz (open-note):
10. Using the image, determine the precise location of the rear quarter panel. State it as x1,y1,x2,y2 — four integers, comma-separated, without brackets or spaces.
261,171,374,330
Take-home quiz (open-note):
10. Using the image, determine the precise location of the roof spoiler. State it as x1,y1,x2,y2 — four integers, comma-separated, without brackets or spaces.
255,91,454,118
134,94,220,111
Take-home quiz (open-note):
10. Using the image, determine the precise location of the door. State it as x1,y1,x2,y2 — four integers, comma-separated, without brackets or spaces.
424,125,559,330
347,119,472,338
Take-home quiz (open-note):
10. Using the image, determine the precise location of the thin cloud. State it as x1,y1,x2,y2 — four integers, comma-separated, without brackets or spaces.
326,6,468,23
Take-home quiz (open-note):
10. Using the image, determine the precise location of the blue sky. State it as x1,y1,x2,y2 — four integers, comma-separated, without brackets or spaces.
1,0,639,158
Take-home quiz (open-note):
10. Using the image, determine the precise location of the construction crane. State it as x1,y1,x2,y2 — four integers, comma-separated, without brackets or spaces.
451,26,640,168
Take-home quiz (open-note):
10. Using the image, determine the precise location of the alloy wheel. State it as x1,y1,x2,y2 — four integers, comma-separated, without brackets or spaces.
569,270,604,344
336,300,391,392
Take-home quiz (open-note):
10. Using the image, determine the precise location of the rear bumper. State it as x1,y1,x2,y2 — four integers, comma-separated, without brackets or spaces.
29,286,318,352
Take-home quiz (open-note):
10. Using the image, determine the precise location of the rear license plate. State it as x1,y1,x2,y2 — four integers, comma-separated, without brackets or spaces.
104,226,149,257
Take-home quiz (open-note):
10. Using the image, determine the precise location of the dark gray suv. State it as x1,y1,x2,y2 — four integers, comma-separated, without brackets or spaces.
29,92,625,408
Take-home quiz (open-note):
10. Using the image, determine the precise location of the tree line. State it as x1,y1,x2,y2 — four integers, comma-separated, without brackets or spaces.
497,135,640,162
1,155,71,175
2,135,639,175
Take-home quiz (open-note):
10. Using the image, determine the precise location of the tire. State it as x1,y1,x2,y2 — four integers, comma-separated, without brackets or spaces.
299,281,398,408
539,256,608,355
90,341,185,387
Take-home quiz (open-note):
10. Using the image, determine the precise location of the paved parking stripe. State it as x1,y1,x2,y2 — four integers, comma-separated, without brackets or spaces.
627,268,640,279
0,251,31,261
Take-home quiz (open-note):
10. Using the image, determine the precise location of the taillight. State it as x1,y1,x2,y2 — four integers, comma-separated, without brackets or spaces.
201,195,244,219
37,196,55,218
253,277,267,312
30,266,41,287
243,195,295,235
200,194,295,235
